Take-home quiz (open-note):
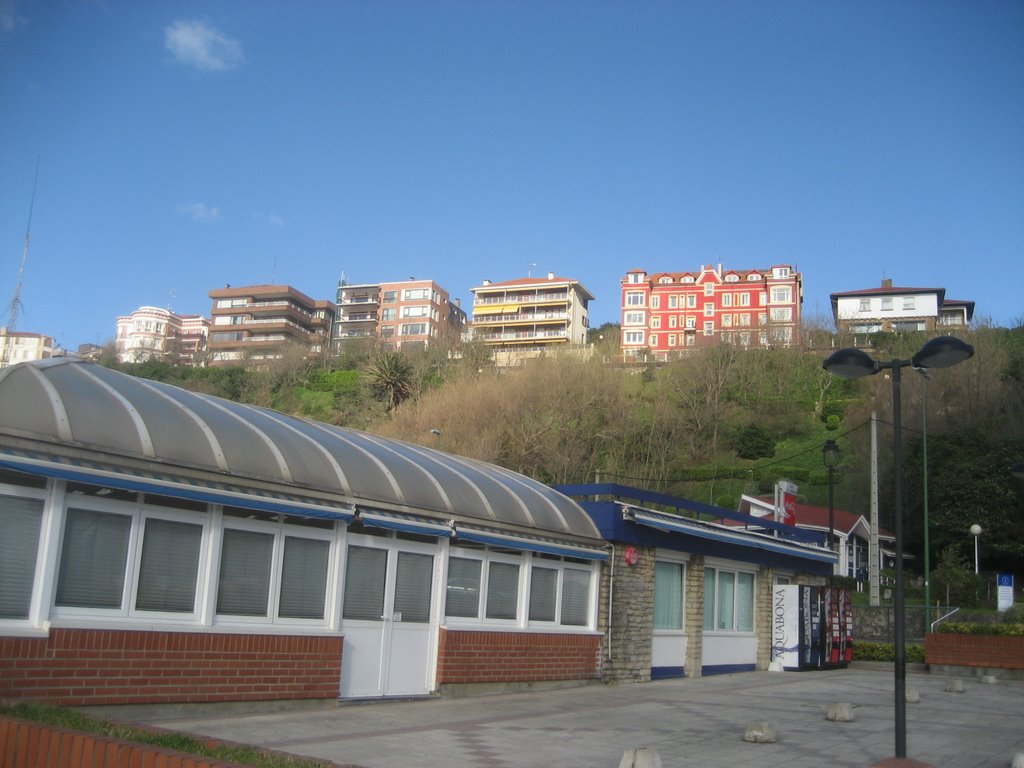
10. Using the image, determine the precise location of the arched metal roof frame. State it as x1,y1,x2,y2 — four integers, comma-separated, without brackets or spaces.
0,359,602,546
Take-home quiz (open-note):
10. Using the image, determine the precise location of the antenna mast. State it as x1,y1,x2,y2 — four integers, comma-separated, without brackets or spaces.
2,158,40,366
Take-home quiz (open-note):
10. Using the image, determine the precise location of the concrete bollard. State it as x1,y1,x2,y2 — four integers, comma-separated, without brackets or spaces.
826,703,855,722
743,721,777,743
906,688,920,703
619,747,662,768
945,678,967,693
981,674,997,684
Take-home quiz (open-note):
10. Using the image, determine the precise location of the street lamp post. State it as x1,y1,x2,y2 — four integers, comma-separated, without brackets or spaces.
822,439,841,583
970,524,982,574
823,335,974,760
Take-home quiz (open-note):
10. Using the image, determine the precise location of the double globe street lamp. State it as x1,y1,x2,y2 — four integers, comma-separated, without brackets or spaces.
822,439,841,584
823,335,974,760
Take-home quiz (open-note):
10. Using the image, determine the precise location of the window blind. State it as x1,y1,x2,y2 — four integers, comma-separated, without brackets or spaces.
393,552,432,623
135,518,202,613
343,545,386,621
528,567,557,622
485,561,519,620
560,568,590,626
216,528,273,616
0,495,43,618
445,557,481,618
278,536,330,619
56,508,131,609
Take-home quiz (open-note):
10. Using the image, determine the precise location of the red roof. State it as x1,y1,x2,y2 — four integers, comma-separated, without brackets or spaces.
733,496,893,538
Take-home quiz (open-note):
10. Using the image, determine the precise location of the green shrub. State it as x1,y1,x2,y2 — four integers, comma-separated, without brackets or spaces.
935,622,1024,636
852,642,925,663
1001,605,1024,624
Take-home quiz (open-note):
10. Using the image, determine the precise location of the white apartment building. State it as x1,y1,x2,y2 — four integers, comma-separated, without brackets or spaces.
830,279,975,335
115,307,210,365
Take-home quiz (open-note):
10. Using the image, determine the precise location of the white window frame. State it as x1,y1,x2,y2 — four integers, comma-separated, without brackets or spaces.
625,291,645,307
623,311,645,326
623,330,644,345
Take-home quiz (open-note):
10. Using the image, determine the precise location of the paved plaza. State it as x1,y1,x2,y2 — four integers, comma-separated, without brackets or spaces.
122,666,1023,768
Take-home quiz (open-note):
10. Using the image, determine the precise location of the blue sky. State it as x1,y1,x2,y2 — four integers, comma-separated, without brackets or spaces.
1,0,1022,350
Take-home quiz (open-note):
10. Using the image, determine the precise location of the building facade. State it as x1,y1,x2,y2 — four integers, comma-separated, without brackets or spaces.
333,278,467,351
208,285,335,365
0,329,55,367
830,279,975,336
620,264,803,360
115,307,210,365
470,273,593,365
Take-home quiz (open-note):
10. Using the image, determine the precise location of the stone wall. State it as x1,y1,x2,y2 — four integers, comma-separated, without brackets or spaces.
684,556,705,678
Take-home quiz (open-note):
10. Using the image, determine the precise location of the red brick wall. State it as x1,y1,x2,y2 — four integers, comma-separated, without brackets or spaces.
925,633,1024,670
0,717,252,768
0,629,343,706
436,629,602,684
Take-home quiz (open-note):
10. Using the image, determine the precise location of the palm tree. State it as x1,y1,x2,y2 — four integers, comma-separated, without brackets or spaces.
366,350,415,412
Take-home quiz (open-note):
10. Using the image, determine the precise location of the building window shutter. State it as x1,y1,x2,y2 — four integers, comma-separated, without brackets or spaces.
216,528,273,616
560,568,590,626
56,508,131,609
278,536,330,619
485,561,519,620
135,518,202,613
393,552,433,623
0,495,43,618
445,557,482,618
528,567,558,622
343,545,387,621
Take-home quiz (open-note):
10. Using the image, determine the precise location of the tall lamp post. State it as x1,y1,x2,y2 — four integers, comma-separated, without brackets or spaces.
823,335,974,760
822,439,841,583
970,524,982,574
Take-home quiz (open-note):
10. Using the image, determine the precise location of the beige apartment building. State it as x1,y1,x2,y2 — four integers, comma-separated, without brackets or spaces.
0,329,55,367
208,285,335,365
333,278,467,351
470,272,594,365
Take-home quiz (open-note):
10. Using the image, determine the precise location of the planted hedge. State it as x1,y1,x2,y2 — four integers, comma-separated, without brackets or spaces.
852,642,925,663
934,623,1024,636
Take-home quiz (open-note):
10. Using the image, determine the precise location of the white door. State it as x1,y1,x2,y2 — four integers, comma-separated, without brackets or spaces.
339,538,438,697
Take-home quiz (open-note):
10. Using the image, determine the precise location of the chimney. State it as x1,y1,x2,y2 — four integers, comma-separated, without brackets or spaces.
455,298,461,307
547,271,555,280
882,278,893,288
482,279,491,286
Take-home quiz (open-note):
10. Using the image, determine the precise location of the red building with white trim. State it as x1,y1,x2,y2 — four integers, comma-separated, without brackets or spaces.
620,264,803,360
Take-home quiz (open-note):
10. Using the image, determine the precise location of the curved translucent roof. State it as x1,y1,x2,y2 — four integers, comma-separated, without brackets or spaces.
0,359,600,540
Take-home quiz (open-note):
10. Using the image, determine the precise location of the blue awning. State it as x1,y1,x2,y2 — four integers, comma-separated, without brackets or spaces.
454,526,608,561
628,508,835,565
358,508,453,537
0,448,355,522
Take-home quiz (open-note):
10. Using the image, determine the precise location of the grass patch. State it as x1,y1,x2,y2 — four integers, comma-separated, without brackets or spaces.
0,701,335,768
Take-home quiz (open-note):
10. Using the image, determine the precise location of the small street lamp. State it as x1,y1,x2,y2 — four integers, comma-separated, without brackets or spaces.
822,439,841,582
429,428,442,450
970,524,982,574
823,335,973,760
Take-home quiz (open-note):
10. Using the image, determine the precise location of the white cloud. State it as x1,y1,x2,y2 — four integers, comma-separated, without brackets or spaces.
0,0,29,33
267,213,285,227
165,19,243,72
178,202,221,222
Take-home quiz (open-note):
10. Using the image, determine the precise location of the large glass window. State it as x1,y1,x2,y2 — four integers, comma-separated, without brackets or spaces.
0,494,43,619
343,545,387,621
704,567,755,632
561,568,590,626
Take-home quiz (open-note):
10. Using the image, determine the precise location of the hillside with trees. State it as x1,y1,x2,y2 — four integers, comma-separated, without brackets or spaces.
106,323,1024,573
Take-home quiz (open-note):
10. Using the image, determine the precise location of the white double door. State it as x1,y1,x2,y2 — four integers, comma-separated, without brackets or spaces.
339,535,440,698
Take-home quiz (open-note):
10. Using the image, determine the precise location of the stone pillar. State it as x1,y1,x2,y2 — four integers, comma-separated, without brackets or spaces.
599,542,656,684
754,566,773,670
684,555,705,679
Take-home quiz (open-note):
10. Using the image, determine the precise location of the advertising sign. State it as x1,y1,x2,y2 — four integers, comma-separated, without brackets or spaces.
772,585,800,670
776,480,798,526
997,574,1015,612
